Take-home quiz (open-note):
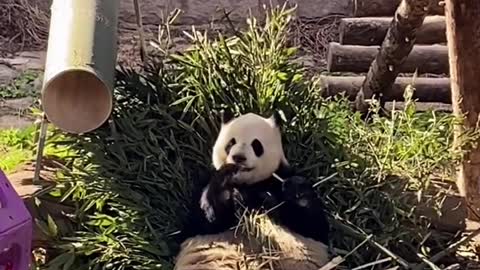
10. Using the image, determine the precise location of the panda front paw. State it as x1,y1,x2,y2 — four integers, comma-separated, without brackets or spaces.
199,184,222,223
215,163,241,182
282,176,316,208
200,164,241,223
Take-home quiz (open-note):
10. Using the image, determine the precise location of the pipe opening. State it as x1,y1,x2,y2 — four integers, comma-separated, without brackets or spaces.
42,69,112,134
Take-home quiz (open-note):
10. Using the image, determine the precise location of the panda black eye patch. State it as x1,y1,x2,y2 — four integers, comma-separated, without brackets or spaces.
251,139,264,157
225,138,236,153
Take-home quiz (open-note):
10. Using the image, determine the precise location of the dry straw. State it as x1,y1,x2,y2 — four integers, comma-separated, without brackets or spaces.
0,0,49,53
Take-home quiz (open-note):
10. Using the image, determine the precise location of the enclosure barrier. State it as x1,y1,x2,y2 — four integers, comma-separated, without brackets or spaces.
41,0,119,134
0,170,33,270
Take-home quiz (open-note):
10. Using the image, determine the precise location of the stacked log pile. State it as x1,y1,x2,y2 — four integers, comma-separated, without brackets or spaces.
322,0,450,105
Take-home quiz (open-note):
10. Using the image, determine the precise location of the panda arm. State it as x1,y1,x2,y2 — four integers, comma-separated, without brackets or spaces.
237,176,330,245
174,165,241,246
261,165,330,245
187,164,242,236
277,175,330,245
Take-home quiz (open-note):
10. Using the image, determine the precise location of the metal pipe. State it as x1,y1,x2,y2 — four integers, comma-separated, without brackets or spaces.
41,0,119,134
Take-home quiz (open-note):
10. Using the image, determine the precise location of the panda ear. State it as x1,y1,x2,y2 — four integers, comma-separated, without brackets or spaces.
268,110,285,128
221,109,234,125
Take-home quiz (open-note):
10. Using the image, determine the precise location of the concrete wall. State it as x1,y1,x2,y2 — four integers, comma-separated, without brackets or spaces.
119,0,352,26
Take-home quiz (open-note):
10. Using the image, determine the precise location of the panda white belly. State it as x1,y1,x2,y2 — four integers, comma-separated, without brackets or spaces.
174,213,329,270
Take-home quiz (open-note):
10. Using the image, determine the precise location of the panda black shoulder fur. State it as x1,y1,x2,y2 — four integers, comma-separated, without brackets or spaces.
174,111,331,270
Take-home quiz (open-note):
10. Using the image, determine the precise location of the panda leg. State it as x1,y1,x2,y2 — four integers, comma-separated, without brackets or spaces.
174,231,261,270
174,216,330,270
280,175,330,244
250,215,330,270
199,164,244,231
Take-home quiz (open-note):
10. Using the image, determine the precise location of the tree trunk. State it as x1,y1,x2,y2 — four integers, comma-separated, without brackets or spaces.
339,16,446,46
327,43,449,74
321,75,451,103
353,0,444,17
445,0,480,221
354,0,433,112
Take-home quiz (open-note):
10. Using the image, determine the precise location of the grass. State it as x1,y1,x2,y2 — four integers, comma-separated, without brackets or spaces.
30,4,479,270
0,125,36,173
0,117,75,175
0,70,42,99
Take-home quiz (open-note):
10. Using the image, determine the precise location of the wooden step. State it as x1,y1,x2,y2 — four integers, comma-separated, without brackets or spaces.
339,16,446,46
320,75,451,104
327,42,449,74
352,0,444,17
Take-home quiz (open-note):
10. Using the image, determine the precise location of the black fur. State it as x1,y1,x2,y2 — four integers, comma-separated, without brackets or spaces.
176,162,330,246
271,110,284,127
221,109,235,124
251,139,264,157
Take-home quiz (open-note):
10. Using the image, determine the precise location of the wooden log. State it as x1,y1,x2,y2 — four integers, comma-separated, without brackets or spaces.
445,0,480,221
320,75,451,104
353,0,444,17
339,16,446,46
385,101,452,112
327,42,449,74
353,0,439,112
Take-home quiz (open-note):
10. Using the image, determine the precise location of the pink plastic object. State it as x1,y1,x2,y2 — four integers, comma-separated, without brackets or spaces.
0,169,32,270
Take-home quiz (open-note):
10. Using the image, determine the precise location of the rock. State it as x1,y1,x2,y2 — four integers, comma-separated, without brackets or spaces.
0,97,36,130
2,97,35,110
33,77,43,91
0,51,46,72
0,64,18,85
0,114,35,130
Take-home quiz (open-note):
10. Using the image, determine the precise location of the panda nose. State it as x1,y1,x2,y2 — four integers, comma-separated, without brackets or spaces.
232,154,246,163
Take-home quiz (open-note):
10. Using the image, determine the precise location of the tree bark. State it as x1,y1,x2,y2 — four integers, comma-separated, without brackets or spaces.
340,16,446,46
327,43,449,74
353,0,444,17
354,0,433,112
445,0,480,221
321,75,451,103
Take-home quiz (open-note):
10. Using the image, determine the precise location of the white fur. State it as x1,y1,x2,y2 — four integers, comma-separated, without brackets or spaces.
212,113,288,184
199,185,215,222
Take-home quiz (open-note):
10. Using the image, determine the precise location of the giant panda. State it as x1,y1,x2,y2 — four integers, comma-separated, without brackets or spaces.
173,110,331,270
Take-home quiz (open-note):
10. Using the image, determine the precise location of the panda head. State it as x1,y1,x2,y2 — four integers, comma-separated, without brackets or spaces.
212,110,289,184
